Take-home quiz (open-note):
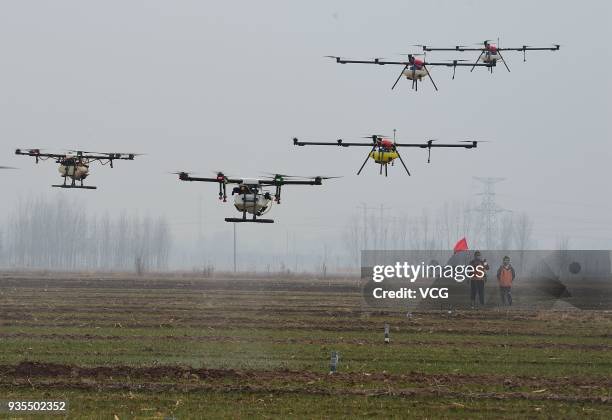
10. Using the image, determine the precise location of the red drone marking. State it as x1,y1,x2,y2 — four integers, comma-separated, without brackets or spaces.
487,44,498,53
380,139,394,148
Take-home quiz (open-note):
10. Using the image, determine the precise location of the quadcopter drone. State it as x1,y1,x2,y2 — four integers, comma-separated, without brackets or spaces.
15,148,140,189
175,171,337,223
420,40,560,73
293,130,481,176
326,53,494,91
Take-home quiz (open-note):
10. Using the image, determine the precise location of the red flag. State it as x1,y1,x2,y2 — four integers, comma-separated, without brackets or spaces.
453,237,468,253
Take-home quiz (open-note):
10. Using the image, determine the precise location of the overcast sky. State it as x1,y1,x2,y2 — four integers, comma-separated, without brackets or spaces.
0,0,610,265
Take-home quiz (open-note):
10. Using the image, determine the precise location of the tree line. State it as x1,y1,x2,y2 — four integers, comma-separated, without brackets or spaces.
344,200,534,265
0,197,171,271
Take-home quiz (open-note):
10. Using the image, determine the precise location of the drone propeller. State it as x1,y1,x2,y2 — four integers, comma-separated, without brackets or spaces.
324,55,342,63
0,166,17,169
369,57,387,63
171,171,193,181
211,170,230,181
460,140,488,145
310,175,342,180
262,172,340,180
361,134,387,140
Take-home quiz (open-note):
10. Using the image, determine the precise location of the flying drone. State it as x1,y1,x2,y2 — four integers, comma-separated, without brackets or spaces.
326,53,494,91
420,40,560,73
15,149,140,189
175,171,337,223
293,131,481,176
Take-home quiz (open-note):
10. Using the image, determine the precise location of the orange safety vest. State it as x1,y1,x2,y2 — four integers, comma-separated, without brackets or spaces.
498,266,513,287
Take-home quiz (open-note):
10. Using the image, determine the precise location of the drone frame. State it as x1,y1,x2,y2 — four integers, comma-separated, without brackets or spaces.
177,172,327,223
15,148,137,189
293,134,480,177
327,54,495,91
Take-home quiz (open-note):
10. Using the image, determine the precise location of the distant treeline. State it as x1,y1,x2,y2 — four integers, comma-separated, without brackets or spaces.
343,200,534,266
1,198,171,271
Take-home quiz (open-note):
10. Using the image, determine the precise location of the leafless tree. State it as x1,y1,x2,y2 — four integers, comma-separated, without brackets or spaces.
2,197,172,271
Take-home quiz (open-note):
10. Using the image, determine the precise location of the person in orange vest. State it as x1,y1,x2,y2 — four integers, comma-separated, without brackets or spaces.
469,251,489,309
496,256,516,306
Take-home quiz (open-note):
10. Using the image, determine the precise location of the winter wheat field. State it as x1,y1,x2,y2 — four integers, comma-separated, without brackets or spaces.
1,272,610,419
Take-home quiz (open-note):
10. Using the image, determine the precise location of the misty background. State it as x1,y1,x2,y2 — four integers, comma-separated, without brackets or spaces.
0,1,610,272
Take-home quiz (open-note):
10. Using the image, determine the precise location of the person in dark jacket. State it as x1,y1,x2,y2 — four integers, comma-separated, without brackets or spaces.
469,251,489,309
496,256,516,306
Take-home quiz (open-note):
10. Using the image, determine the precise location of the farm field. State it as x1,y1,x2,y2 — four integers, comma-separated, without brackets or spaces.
0,272,611,419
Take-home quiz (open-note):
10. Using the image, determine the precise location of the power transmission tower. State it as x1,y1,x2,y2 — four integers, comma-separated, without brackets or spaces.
472,177,507,250
356,203,377,249
378,204,392,249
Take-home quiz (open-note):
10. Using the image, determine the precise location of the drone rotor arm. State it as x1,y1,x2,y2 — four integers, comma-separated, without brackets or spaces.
332,58,411,66
293,138,377,147
15,149,65,160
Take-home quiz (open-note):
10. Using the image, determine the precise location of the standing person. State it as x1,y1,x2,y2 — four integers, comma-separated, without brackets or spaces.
469,251,489,309
497,256,516,306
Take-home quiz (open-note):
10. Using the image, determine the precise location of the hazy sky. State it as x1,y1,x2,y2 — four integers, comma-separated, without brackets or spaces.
1,0,610,263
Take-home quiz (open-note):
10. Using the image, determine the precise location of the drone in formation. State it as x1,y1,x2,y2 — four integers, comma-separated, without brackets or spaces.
328,40,559,90
327,54,492,91
15,149,139,189
420,40,560,73
294,131,481,176
6,37,558,225
175,171,338,223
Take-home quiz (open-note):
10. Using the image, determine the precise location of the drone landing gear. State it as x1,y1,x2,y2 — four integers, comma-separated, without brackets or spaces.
52,184,97,189
379,162,389,176
53,176,96,189
225,217,274,224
